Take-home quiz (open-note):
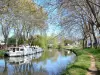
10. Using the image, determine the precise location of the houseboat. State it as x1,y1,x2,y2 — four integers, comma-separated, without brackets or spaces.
4,45,43,57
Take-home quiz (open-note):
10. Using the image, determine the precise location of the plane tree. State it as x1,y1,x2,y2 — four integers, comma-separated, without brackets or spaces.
0,0,48,46
56,0,100,48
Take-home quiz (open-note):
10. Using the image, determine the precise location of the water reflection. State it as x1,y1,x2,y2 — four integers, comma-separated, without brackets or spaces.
6,53,42,65
0,51,76,75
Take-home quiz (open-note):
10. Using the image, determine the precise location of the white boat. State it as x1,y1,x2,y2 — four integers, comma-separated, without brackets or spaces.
4,45,43,57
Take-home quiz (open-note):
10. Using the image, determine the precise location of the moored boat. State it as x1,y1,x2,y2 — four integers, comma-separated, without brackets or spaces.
4,45,43,57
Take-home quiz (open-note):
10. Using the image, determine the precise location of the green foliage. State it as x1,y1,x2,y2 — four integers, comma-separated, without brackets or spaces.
18,36,25,45
29,35,47,49
0,50,7,57
29,35,60,49
46,36,59,49
53,38,58,48
8,37,16,46
62,48,100,75
8,36,25,46
57,44,63,51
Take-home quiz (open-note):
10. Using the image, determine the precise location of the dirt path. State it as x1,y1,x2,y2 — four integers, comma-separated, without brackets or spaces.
86,54,98,75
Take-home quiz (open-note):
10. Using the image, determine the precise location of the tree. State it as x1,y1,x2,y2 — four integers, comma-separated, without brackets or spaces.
56,0,100,48
0,0,48,47
0,13,13,48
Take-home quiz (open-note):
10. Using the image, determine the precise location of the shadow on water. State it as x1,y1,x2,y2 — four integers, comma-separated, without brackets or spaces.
0,50,76,75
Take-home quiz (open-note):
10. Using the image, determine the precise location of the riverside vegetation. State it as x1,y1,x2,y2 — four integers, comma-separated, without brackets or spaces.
62,48,100,75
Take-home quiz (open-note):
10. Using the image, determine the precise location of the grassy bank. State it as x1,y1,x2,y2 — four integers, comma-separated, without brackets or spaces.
62,48,100,75
0,50,6,57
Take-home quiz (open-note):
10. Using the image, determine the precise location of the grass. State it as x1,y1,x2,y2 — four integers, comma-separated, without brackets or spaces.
62,48,100,75
84,48,100,69
0,50,6,57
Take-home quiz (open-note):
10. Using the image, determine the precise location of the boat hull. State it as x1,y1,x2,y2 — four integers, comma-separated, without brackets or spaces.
5,46,43,57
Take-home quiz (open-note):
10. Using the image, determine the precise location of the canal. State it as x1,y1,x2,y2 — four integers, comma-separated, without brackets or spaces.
0,50,76,75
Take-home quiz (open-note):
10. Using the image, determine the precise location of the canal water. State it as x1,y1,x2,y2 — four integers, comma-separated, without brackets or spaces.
0,50,76,75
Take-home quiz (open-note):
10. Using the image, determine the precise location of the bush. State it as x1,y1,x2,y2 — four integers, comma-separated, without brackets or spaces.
18,37,25,45
29,35,47,49
8,36,25,46
8,37,16,46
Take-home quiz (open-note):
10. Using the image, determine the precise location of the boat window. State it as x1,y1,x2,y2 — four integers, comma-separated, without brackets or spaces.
20,61,24,63
99,30,100,34
33,47,35,49
13,48,15,52
16,62,19,64
20,49,24,51
10,62,15,64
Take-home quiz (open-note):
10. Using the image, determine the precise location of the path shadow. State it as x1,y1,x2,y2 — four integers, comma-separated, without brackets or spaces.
97,70,100,75
70,65,88,70
87,69,100,75
64,65,100,75
62,65,88,75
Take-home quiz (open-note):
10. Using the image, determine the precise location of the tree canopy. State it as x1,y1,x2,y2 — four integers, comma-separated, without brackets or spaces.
0,0,48,46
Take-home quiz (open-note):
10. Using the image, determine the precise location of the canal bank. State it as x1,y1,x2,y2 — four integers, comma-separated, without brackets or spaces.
62,48,100,75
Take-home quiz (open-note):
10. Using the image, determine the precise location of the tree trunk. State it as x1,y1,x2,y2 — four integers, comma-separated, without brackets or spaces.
92,32,97,48
4,37,8,50
83,38,85,49
16,38,18,47
89,34,92,48
84,38,87,48
91,24,97,48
